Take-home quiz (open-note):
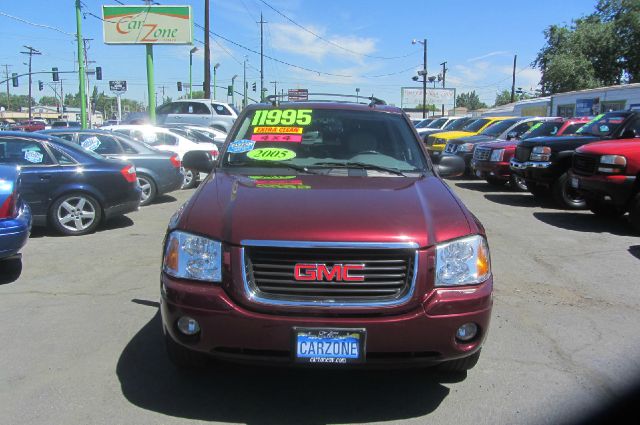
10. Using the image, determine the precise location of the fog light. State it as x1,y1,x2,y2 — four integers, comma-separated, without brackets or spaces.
456,323,478,342
177,316,200,335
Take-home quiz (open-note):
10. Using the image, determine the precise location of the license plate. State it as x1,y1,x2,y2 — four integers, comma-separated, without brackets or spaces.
294,328,365,364
571,177,579,189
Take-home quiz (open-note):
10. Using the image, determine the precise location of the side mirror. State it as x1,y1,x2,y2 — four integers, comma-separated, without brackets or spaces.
433,154,465,178
621,128,637,139
506,131,518,140
182,150,215,173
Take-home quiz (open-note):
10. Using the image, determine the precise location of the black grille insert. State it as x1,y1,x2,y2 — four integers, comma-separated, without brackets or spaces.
515,146,531,162
244,247,415,302
572,154,598,176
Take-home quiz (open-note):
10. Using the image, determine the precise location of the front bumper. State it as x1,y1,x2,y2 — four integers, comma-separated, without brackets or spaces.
161,273,493,367
471,160,511,180
0,203,32,260
569,172,636,209
510,159,558,185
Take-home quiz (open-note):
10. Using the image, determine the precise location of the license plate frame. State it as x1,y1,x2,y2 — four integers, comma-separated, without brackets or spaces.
293,328,366,364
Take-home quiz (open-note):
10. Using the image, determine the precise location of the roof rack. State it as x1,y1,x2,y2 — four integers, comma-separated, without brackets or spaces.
264,93,387,107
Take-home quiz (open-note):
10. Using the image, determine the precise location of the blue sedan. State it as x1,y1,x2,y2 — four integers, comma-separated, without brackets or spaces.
0,132,141,236
0,165,31,259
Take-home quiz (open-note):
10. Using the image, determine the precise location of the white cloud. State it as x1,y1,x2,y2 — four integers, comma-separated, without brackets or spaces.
468,51,510,62
268,23,377,63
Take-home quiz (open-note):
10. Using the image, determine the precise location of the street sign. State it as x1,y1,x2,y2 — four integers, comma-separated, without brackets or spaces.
288,89,308,101
102,5,193,45
401,87,455,108
109,80,127,93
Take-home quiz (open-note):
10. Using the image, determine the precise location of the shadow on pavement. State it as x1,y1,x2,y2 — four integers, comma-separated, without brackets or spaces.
150,194,177,205
117,309,455,424
629,245,640,260
484,193,558,209
0,255,22,285
30,215,135,238
533,212,634,236
455,181,513,193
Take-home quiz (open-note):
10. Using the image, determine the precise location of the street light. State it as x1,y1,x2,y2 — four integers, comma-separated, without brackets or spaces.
189,46,199,99
412,38,427,118
231,74,238,107
355,87,360,103
213,62,220,99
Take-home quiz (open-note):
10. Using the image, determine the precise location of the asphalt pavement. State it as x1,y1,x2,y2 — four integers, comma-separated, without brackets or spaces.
1,179,639,425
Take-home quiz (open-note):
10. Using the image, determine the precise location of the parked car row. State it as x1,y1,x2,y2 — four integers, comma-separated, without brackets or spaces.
432,109,640,232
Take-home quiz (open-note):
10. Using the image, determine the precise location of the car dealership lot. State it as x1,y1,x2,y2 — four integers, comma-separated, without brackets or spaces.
1,181,639,425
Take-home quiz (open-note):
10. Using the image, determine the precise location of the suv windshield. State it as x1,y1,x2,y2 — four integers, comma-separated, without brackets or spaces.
426,118,448,128
462,119,490,132
478,119,520,137
443,118,471,130
576,112,628,137
521,121,564,139
221,107,427,175
415,119,434,128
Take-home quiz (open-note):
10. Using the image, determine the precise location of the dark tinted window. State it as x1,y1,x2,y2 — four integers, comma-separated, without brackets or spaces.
48,146,76,165
78,134,123,154
187,102,210,114
157,102,182,115
479,119,520,137
443,118,472,130
212,104,232,116
561,123,586,135
576,112,628,137
462,119,490,132
117,139,139,154
426,118,448,128
0,137,54,165
52,133,75,142
522,121,563,139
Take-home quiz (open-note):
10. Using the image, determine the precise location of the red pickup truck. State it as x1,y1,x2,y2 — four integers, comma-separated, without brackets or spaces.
11,121,46,132
160,99,493,371
471,117,591,190
570,139,640,232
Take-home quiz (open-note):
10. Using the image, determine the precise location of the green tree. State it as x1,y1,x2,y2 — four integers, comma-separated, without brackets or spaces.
38,96,60,106
494,90,513,107
415,104,438,112
595,0,640,82
0,94,36,111
456,91,488,110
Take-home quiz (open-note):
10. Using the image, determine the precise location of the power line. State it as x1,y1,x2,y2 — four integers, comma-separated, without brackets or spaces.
257,0,418,61
0,11,75,37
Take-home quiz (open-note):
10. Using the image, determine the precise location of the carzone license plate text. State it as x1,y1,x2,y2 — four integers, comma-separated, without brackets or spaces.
296,335,360,363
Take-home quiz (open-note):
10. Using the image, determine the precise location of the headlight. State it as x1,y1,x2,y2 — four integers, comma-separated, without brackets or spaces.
163,230,222,282
458,143,475,152
490,149,505,162
530,146,551,161
435,235,491,287
598,155,626,173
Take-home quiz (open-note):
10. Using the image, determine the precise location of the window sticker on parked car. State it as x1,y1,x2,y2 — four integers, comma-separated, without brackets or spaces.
24,150,44,163
248,175,297,180
80,136,101,151
246,147,296,161
253,126,304,134
250,134,302,143
251,109,312,126
528,122,543,132
227,139,255,153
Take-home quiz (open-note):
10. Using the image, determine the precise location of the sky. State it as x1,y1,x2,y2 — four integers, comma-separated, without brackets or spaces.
0,0,598,110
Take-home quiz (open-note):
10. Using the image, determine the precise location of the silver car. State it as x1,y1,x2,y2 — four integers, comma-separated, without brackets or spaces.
156,99,238,133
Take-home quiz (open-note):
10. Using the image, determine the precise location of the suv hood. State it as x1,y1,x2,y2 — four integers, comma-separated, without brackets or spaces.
518,135,601,152
181,171,472,248
476,140,516,150
576,139,640,156
432,131,475,141
450,135,498,145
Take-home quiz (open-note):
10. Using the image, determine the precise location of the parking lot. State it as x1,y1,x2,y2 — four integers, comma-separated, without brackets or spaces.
1,179,639,425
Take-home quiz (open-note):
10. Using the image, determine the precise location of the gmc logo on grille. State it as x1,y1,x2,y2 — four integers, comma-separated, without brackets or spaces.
294,264,365,282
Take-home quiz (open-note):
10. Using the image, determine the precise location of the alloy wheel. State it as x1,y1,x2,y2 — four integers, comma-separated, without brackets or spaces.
56,196,97,233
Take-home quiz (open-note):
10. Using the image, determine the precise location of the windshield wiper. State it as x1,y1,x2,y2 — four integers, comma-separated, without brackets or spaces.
310,161,410,177
224,161,316,174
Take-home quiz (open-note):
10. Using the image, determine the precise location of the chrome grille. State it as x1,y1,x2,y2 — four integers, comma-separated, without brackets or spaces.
243,245,416,305
515,146,531,162
444,143,457,153
473,147,492,161
572,154,598,176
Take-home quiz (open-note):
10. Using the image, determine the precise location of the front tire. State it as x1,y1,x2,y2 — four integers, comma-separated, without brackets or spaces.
137,174,157,206
180,168,198,189
510,174,528,191
437,350,481,372
50,192,102,236
552,172,586,209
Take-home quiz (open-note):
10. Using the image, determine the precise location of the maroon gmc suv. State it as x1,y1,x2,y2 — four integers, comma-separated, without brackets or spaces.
161,98,493,371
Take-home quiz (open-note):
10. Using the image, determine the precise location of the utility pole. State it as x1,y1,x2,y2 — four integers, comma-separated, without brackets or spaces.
440,61,447,116
422,39,427,119
75,0,87,128
270,81,278,97
258,14,266,101
82,38,95,128
2,65,10,111
203,0,211,99
213,63,220,99
510,54,517,103
231,74,238,108
20,46,41,121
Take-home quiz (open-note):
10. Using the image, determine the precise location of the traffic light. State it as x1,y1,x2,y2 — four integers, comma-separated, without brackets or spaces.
95,66,102,80
227,85,233,96
252,82,256,92
11,73,18,87
52,67,59,82
177,81,182,91
38,81,43,91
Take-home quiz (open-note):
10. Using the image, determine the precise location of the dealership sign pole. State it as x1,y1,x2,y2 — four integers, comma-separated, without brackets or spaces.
109,80,127,122
102,4,193,124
